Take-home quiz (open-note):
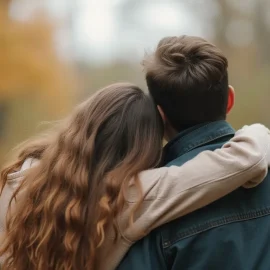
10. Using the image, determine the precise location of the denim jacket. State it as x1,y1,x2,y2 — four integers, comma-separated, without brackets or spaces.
117,121,270,270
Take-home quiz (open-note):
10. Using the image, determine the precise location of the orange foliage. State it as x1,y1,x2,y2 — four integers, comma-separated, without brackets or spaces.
0,4,78,164
0,7,75,113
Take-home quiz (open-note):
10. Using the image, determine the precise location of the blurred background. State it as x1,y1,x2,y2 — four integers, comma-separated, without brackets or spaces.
0,0,270,164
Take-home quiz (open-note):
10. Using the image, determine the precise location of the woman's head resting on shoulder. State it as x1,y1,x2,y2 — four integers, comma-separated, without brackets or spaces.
0,83,163,270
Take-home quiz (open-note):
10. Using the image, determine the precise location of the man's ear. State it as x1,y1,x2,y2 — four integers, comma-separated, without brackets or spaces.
227,85,235,114
157,105,166,124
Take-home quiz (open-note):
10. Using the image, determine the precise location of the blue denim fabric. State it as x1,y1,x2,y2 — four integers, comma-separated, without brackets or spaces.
117,121,270,270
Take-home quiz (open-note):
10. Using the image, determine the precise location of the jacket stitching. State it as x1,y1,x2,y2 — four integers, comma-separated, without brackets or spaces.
159,232,170,270
181,132,234,155
165,122,234,157
162,207,270,248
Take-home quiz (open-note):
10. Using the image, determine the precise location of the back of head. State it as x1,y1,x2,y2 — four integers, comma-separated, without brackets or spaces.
143,35,229,131
0,83,163,270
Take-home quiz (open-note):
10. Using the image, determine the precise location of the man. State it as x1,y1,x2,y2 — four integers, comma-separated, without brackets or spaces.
117,36,270,269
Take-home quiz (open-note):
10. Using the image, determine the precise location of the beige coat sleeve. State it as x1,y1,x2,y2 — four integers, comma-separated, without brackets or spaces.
121,124,270,242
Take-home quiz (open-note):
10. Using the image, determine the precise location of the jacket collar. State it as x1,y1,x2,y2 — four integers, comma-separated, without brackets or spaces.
163,120,235,164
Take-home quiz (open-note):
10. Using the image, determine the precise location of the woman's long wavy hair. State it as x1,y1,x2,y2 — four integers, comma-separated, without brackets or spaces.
0,83,163,270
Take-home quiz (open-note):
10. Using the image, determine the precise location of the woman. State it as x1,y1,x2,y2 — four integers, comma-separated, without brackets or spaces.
0,83,269,270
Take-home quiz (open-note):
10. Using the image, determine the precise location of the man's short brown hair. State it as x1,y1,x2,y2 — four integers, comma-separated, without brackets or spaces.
143,35,229,131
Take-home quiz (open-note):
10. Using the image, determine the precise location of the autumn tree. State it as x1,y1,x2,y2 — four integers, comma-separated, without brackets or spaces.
0,1,77,164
